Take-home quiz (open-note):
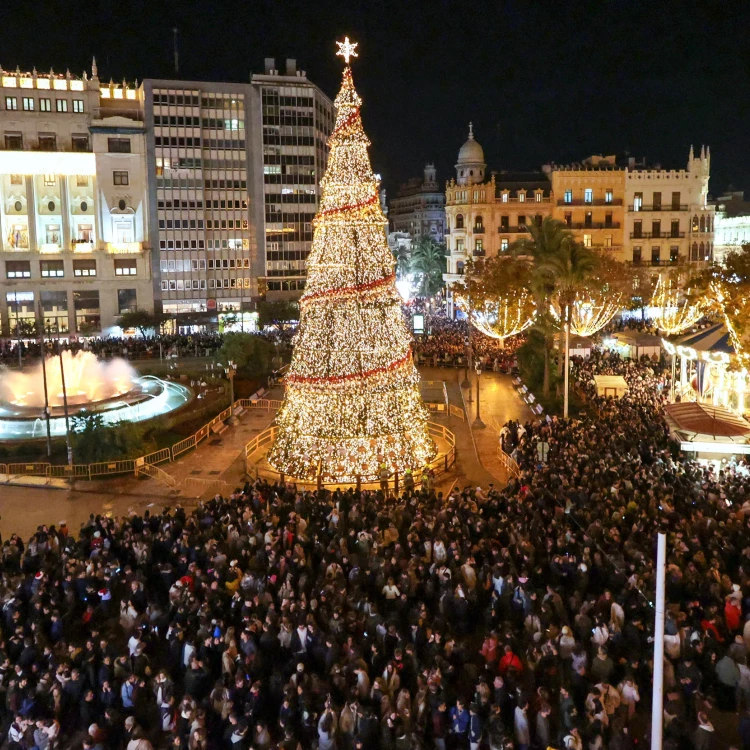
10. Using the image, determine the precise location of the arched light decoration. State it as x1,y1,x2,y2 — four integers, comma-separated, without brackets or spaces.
455,291,535,340
551,291,622,337
651,275,704,335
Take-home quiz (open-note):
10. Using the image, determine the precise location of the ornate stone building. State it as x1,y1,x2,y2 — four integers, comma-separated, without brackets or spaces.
388,163,446,241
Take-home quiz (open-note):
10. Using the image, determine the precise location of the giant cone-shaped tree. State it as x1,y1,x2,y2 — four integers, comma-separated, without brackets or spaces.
268,44,436,482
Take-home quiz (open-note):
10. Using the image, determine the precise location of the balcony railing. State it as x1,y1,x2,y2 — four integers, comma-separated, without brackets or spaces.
106,241,142,254
473,249,486,257
564,222,621,230
38,243,62,254
472,226,485,234
629,259,680,267
72,242,95,253
557,198,623,206
498,226,530,234
629,232,686,239
629,204,688,212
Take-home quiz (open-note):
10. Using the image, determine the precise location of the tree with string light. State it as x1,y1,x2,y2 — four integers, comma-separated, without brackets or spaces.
267,38,436,483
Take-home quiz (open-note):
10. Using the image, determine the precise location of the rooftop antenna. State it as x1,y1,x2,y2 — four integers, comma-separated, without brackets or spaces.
173,27,179,75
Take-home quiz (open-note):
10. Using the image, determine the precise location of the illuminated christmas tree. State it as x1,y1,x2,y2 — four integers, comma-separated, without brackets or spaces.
267,38,436,482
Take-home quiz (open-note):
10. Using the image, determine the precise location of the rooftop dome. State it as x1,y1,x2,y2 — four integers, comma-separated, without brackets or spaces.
457,122,485,165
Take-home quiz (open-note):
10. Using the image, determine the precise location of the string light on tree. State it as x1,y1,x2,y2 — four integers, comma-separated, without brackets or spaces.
550,292,622,337
455,292,535,341
651,275,704,335
267,38,436,483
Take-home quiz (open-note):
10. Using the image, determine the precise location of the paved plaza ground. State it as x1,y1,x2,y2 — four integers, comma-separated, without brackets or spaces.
0,367,531,539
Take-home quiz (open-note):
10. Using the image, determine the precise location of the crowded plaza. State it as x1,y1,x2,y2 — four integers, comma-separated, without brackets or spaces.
0,335,747,750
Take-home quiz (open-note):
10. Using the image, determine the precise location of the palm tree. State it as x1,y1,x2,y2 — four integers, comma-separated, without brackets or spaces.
512,218,580,399
410,237,447,298
393,244,411,280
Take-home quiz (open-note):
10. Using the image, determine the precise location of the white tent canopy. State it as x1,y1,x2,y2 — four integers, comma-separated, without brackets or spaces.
593,375,629,399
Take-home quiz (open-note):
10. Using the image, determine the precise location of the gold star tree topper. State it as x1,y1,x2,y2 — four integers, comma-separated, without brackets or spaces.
336,36,359,65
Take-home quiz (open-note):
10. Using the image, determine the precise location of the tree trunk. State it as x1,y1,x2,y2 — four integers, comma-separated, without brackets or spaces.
542,338,551,398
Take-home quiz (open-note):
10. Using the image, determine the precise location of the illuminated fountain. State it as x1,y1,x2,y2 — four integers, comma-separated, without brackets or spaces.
0,351,192,440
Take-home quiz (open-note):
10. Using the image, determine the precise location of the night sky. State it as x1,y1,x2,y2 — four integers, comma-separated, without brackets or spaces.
4,1,749,195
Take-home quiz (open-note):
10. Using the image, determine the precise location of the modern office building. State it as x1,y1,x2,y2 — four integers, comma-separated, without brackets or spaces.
389,163,446,241
0,61,151,336
143,58,333,329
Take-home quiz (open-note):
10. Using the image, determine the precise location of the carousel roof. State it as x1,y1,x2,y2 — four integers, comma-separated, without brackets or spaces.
665,401,750,440
671,323,734,354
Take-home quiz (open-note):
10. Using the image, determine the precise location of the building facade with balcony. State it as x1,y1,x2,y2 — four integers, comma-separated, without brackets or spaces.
443,126,553,314
388,163,446,241
712,191,750,266
0,61,151,336
549,156,626,259
624,146,714,267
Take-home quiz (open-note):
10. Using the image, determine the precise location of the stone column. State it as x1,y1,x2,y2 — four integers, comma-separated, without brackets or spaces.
60,176,71,250
25,176,37,251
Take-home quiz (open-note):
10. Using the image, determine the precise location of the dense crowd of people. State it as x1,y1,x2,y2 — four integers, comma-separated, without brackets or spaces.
412,317,523,373
0,347,748,749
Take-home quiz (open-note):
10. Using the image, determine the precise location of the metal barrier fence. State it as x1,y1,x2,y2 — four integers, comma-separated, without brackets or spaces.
246,421,457,490
135,462,179,488
497,447,521,479
449,404,465,421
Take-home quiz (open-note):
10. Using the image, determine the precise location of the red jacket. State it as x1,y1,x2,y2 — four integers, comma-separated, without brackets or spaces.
499,651,523,675
725,600,742,632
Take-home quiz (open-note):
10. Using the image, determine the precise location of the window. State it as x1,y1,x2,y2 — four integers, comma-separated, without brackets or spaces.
671,192,681,210
632,246,642,264
651,247,660,264
455,214,464,229
584,211,592,228
73,259,97,277
653,192,661,211
517,215,526,226
113,171,129,186
474,215,483,230
564,189,573,204
5,96,17,110
692,215,699,232
161,280,169,291
535,192,542,203
6,261,30,279
501,192,509,203
670,245,679,263
584,188,593,204
117,289,137,314
605,189,613,204
22,97,34,111
72,99,84,113
605,235,612,247
44,174,56,187
40,260,64,278
108,137,131,153
114,259,137,276
4,134,22,150
71,135,89,152
518,192,525,203
41,291,68,334
671,220,680,237
633,192,643,212
55,99,68,113
633,220,642,239
474,240,484,256
652,220,661,238
456,239,464,254
39,98,51,112
73,290,100,332
38,134,56,151
564,212,572,227
500,238,509,252
10,174,22,185
581,234,591,247
500,215,509,230
605,212,613,228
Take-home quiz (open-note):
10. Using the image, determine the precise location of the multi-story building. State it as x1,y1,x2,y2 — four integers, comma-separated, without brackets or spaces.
443,126,552,304
624,147,714,267
251,59,334,298
713,191,750,265
142,60,333,327
548,155,626,259
0,61,151,335
389,163,446,241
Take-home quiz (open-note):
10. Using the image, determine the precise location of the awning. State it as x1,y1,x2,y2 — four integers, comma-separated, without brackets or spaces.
670,323,734,354
665,402,750,440
593,375,628,391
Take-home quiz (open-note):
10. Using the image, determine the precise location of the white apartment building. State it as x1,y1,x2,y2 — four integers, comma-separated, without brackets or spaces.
143,59,333,328
0,61,151,336
712,191,750,265
624,147,714,266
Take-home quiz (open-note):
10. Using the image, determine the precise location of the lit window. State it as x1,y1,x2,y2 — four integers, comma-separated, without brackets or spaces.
564,189,573,204
56,99,68,113
72,99,84,113
500,238,509,252
634,192,643,212
583,234,592,247
518,192,525,203
605,189,613,204
39,98,51,112
114,260,137,276
22,97,34,111
43,174,56,187
6,261,31,279
584,188,593,204
5,96,17,110
40,260,64,277
113,171,129,186
501,192,509,203
535,192,542,203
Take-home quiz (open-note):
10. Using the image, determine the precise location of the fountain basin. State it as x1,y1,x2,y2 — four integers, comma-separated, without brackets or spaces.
0,376,193,440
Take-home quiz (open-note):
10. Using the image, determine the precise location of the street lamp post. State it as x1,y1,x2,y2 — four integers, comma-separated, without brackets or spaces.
37,300,52,457
224,360,238,424
563,319,571,419
57,341,73,468
473,361,485,429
